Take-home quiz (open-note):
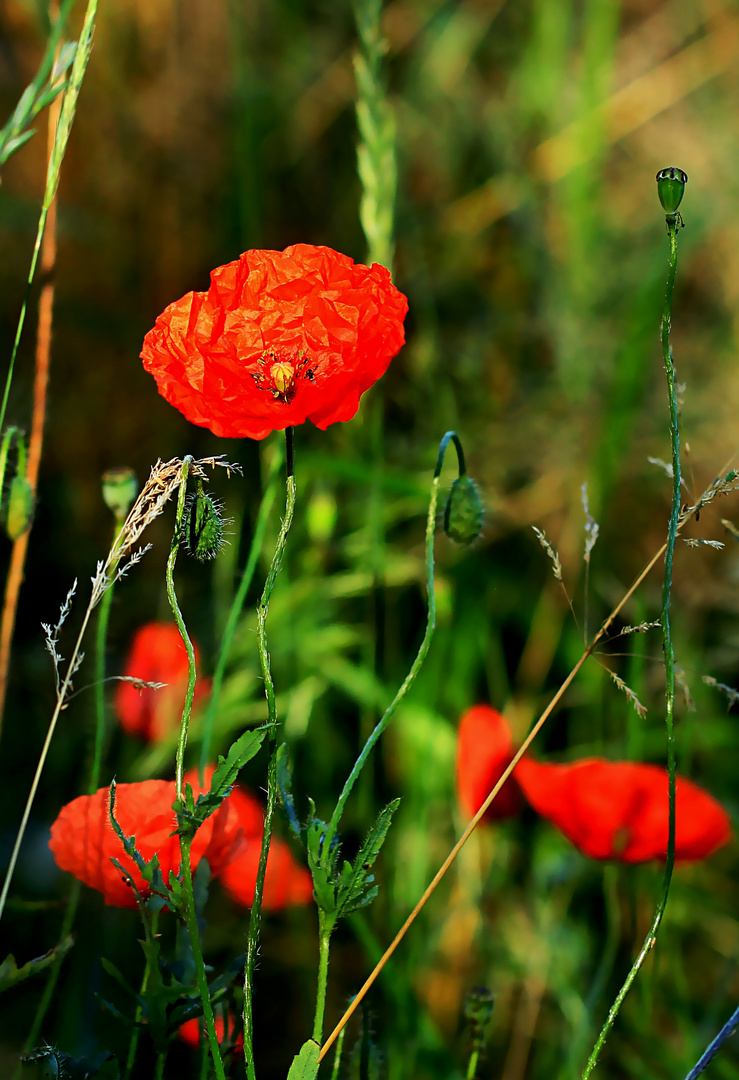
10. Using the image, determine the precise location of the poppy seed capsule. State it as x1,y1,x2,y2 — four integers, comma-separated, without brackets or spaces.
444,476,483,545
5,475,34,540
182,481,225,561
656,167,687,214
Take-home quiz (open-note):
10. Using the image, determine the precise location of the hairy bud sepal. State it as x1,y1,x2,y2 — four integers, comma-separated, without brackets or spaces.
181,479,226,562
5,475,34,540
443,475,483,545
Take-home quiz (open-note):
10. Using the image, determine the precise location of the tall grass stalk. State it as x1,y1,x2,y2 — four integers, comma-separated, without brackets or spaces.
0,0,98,731
581,201,682,1079
243,427,296,1080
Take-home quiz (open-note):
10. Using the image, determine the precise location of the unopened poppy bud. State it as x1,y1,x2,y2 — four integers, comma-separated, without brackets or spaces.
182,479,225,561
102,467,138,522
656,167,687,214
5,475,34,540
443,476,483,545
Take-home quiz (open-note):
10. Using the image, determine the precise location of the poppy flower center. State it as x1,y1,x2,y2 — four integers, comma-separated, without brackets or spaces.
249,349,315,404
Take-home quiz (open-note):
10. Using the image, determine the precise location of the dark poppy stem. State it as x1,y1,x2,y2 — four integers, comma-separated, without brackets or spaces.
243,430,297,1080
582,210,681,1080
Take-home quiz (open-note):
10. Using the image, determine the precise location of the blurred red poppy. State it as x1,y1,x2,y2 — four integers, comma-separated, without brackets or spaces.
516,757,732,863
455,705,523,820
114,623,209,743
140,244,408,440
179,1013,243,1054
219,786,313,910
48,768,243,908
456,706,732,863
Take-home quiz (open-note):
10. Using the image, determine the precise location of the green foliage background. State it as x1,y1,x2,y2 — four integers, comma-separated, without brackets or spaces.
1,0,739,1077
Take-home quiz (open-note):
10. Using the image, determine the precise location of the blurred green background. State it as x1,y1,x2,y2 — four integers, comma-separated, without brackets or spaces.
1,0,739,1076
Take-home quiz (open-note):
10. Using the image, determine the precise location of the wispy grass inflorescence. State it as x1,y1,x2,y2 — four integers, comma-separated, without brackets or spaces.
0,455,237,927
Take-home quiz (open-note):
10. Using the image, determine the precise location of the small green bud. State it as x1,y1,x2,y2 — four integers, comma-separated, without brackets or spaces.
443,475,483,545
102,467,138,522
5,475,34,540
182,479,226,561
656,167,687,214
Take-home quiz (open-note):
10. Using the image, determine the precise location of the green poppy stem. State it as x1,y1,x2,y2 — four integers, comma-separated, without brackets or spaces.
243,427,296,1080
581,207,681,1080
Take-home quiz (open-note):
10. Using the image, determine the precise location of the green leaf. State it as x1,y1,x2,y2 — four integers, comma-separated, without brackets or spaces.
276,742,302,840
175,728,267,838
0,934,73,993
286,1038,320,1080
335,799,399,919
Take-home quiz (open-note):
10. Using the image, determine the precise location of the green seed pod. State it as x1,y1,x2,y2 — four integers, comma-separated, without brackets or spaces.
102,466,138,522
656,167,687,214
5,475,34,540
182,479,225,561
443,475,483,545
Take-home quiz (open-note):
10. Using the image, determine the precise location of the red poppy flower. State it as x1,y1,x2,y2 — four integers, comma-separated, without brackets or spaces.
179,1014,243,1054
114,623,209,743
219,786,313,910
515,757,732,863
48,768,243,908
455,705,523,820
140,244,408,440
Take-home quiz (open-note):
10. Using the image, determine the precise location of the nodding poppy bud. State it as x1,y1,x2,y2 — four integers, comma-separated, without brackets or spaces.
5,475,34,540
102,467,138,522
182,480,226,562
444,475,483,545
656,167,687,214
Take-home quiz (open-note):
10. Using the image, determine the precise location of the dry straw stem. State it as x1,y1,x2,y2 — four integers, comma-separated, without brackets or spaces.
0,456,234,926
319,460,738,1062
0,57,63,730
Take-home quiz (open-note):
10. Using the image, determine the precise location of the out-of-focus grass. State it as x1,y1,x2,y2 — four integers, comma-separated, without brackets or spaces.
1,0,739,1077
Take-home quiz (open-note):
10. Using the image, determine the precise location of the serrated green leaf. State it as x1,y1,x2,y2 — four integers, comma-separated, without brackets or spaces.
335,799,399,919
286,1038,320,1080
0,934,74,993
176,728,267,839
277,742,302,840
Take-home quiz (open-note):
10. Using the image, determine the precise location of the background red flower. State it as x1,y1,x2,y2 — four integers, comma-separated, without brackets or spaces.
455,705,523,820
114,623,209,743
219,786,313,910
140,244,408,440
48,768,243,908
516,757,732,863
178,1014,243,1054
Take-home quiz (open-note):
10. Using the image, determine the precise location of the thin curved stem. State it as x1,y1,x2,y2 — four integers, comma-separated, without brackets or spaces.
164,457,196,796
199,441,284,781
581,215,681,1080
243,427,296,1080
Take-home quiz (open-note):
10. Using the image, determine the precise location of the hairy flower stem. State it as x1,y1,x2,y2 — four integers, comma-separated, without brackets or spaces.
581,216,681,1080
165,459,224,1077
199,440,285,782
312,925,332,1042
165,457,197,796
243,427,296,1080
180,838,226,1080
